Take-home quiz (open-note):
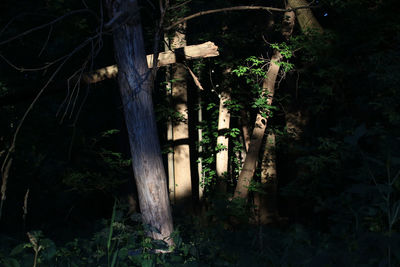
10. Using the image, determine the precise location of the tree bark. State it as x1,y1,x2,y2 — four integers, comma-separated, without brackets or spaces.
106,0,173,244
169,23,192,204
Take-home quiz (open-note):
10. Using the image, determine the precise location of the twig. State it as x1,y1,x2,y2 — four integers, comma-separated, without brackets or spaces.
38,25,53,57
168,0,191,10
185,64,204,90
0,12,51,36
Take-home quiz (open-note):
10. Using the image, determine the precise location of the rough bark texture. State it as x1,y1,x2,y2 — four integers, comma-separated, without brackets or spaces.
234,52,282,199
106,0,173,244
216,90,231,190
83,41,219,84
170,24,192,203
287,0,323,34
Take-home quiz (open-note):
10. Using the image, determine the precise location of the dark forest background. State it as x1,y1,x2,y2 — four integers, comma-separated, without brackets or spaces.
1,0,400,266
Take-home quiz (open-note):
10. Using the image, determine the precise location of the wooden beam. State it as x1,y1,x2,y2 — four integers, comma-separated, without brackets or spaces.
0,41,219,106
83,41,219,84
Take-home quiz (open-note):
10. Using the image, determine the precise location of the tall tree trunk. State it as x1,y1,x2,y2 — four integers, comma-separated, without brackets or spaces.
198,82,204,200
252,3,297,224
216,89,231,191
106,0,173,244
234,5,296,200
165,36,175,204
169,23,192,204
233,52,282,199
240,109,251,153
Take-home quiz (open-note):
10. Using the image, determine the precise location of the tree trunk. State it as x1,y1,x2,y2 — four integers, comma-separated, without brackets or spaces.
197,82,204,200
287,0,323,34
234,5,296,200
233,52,282,199
106,0,173,244
254,132,278,224
165,36,175,204
216,89,231,191
252,4,297,224
169,23,192,204
240,109,251,153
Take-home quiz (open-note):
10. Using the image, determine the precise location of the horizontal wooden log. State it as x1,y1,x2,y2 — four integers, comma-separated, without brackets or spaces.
0,41,219,106
83,41,219,84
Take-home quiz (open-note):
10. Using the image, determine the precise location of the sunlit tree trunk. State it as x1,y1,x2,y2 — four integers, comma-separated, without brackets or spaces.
170,23,192,204
198,83,204,200
106,0,173,244
252,4,297,223
216,88,231,191
234,5,295,200
165,36,175,204
240,109,251,153
233,52,281,199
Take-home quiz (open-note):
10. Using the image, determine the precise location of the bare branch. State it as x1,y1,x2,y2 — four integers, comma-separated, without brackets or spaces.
0,32,102,220
0,52,68,72
168,0,191,10
185,64,203,90
38,25,53,57
0,9,98,46
166,5,316,30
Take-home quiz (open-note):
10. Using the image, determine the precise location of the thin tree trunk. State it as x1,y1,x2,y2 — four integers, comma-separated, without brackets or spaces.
234,4,296,200
198,86,204,200
252,3,297,224
233,52,282,199
216,89,231,191
106,0,173,244
165,36,175,204
240,109,251,153
170,23,192,204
